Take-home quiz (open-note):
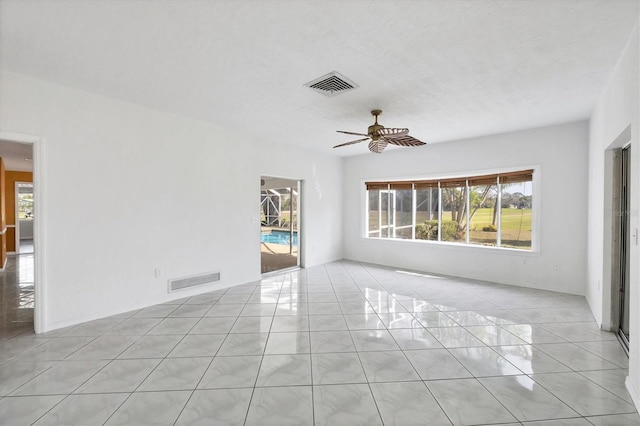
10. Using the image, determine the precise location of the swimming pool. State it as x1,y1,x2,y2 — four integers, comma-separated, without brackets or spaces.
261,231,298,246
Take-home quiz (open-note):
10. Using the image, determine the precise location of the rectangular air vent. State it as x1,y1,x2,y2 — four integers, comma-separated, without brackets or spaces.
168,271,220,292
304,71,358,97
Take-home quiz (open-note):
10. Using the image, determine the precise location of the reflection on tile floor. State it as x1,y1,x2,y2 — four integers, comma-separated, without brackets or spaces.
0,261,638,425
0,254,34,340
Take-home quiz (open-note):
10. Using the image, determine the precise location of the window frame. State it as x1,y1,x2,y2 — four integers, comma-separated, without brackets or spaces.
363,167,539,252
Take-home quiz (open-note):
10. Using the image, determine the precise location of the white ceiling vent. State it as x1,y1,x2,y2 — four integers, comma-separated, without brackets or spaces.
304,71,358,97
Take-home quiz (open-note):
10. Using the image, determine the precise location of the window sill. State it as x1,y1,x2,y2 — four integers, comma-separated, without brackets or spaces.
362,236,540,256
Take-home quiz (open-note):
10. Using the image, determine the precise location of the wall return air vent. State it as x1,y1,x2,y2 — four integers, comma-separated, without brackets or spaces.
304,71,358,97
168,271,220,292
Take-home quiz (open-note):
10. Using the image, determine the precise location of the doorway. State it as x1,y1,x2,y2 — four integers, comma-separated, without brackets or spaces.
16,183,34,254
260,176,300,274
617,145,631,351
0,138,36,338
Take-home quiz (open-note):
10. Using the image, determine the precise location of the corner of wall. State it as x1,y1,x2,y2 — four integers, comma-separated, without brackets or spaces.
626,375,640,412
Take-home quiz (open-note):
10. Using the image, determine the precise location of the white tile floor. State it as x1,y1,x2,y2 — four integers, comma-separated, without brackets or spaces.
0,260,638,425
0,253,35,339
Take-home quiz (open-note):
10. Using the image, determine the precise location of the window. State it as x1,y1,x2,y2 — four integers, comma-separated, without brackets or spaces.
415,184,438,241
392,183,413,239
18,190,34,221
380,189,392,238
468,177,499,247
365,169,534,251
500,176,533,249
368,188,381,238
440,179,466,244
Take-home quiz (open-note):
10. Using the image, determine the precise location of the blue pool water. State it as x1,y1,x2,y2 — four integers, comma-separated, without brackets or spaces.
261,231,298,246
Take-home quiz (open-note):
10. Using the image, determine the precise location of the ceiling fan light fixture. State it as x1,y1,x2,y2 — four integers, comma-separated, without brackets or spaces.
334,109,427,153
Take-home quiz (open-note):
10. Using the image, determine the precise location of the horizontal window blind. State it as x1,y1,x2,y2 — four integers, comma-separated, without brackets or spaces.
365,183,390,190
468,176,498,186
439,178,467,188
414,181,438,189
365,169,533,189
389,182,412,190
499,170,533,184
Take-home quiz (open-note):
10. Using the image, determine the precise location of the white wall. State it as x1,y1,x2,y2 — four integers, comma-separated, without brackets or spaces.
588,19,640,410
343,121,589,296
0,71,343,332
19,219,33,239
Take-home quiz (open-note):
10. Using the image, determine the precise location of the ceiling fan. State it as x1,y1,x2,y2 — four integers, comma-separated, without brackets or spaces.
334,109,426,153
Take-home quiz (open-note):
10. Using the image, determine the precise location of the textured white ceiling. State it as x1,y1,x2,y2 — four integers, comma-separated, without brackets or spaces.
0,140,33,172
0,0,638,156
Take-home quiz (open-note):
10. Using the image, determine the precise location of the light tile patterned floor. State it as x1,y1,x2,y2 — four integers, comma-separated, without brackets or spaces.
0,261,638,425
0,254,35,340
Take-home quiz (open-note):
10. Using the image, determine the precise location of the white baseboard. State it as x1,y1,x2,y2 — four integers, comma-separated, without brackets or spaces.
626,376,640,412
39,276,259,334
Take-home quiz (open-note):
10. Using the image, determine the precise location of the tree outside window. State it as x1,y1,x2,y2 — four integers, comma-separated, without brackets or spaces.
366,170,533,251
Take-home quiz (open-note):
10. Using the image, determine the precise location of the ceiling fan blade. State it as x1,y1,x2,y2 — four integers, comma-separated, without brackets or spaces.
368,140,388,154
382,134,426,147
337,130,369,137
376,128,409,138
333,137,370,148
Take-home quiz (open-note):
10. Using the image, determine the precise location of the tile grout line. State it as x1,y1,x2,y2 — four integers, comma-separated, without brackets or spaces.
171,308,235,425
1,260,636,425
24,312,187,425
102,292,228,426
330,264,386,426
241,276,283,426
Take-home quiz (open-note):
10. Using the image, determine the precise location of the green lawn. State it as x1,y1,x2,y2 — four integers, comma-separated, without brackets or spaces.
370,207,531,248
468,207,531,230
469,207,531,248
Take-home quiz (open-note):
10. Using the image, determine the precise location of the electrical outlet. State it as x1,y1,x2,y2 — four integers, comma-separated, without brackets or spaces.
155,267,163,278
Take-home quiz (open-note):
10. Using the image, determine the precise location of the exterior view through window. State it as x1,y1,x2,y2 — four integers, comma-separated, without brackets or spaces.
18,188,33,220
366,170,533,250
260,177,300,274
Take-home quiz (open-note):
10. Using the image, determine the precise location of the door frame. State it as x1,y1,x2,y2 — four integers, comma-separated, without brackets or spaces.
0,130,45,333
259,175,303,274
615,144,631,351
603,125,631,333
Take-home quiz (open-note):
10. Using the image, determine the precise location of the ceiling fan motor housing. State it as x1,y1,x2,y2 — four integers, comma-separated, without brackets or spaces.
368,109,384,140
368,123,385,140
